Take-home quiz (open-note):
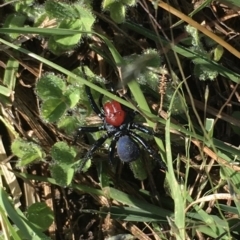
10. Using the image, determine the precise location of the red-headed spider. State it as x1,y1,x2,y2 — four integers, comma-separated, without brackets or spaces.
74,83,167,172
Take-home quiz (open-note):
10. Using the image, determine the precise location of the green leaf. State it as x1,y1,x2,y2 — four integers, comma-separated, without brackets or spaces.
129,157,148,180
78,6,95,32
52,19,82,45
57,116,83,135
109,2,126,24
45,0,77,18
3,14,26,39
14,0,35,13
50,164,75,187
26,203,54,231
102,0,115,9
36,74,66,100
75,158,92,173
50,141,76,165
68,66,106,85
41,98,68,122
11,139,45,167
64,86,81,108
67,66,102,106
45,2,94,54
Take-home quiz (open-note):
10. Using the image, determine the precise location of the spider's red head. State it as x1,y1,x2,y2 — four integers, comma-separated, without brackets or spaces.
104,100,126,127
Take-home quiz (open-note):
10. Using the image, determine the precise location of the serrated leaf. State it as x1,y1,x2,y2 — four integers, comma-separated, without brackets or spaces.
50,164,75,186
36,74,65,100
51,141,76,164
41,98,67,122
11,139,44,167
26,203,54,231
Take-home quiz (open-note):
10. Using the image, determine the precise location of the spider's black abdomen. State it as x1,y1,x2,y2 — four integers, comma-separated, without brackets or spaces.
117,135,140,163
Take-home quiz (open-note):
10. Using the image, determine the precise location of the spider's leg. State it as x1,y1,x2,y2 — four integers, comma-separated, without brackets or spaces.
74,125,105,144
108,132,122,165
85,85,105,120
98,94,104,111
78,134,109,172
81,66,104,119
108,139,117,165
128,131,167,170
129,122,156,135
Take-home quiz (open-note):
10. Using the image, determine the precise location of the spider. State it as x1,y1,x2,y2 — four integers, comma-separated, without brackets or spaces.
74,85,167,172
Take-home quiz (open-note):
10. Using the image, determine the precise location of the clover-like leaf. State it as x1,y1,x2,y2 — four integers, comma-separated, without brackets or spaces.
64,86,81,108
36,74,66,100
50,164,75,187
41,98,68,122
26,203,54,231
57,115,84,135
11,139,45,167
51,142,76,165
